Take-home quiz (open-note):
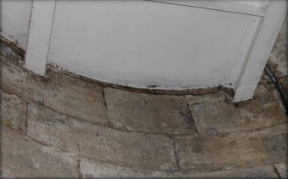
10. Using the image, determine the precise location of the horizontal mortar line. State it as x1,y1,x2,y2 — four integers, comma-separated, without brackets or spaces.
2,59,226,98
29,102,198,137
237,122,288,135
0,124,24,136
175,162,286,174
4,126,286,175
15,128,178,173
166,121,288,138
2,86,287,139
146,0,265,17
0,36,26,55
0,87,197,137
46,64,226,97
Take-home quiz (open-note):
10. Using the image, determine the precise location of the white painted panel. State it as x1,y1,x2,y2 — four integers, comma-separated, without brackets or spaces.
24,1,56,75
48,1,260,90
153,0,269,16
0,0,32,49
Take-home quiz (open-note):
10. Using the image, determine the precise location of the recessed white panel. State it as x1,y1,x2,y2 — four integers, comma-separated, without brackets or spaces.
48,0,260,89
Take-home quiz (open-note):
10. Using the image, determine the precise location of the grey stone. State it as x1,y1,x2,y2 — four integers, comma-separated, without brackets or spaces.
167,166,278,178
105,88,197,134
268,15,288,78
0,61,108,124
44,70,108,125
0,39,23,62
27,103,177,171
174,134,271,171
0,90,26,133
0,127,79,178
262,133,287,164
232,167,278,178
186,83,286,135
275,162,288,179
280,76,288,94
80,159,168,178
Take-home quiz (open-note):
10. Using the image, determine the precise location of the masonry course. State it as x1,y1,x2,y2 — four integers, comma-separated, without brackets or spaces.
0,38,287,178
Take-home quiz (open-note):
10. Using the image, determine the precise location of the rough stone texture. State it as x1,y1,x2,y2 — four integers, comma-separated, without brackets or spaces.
0,60,108,125
186,82,286,135
105,88,196,134
268,15,287,78
262,133,287,164
0,127,79,178
275,162,288,179
174,123,287,172
27,103,176,171
80,159,168,178
280,76,288,94
81,160,279,179
0,90,26,133
0,39,23,62
167,166,278,178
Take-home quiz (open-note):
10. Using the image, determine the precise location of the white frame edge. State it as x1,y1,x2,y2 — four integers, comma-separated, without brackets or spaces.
24,0,56,76
233,0,287,102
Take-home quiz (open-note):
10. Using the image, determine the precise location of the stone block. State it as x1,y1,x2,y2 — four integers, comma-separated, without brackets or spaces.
0,90,26,133
268,15,288,78
105,88,196,134
231,166,278,178
275,162,288,179
186,83,286,135
0,39,23,62
80,159,168,178
174,122,288,172
262,133,287,164
44,70,108,124
280,76,288,94
0,127,79,178
168,166,278,178
27,103,176,171
0,61,107,124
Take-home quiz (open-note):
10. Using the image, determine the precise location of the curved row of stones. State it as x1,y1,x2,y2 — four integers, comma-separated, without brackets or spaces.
0,41,287,178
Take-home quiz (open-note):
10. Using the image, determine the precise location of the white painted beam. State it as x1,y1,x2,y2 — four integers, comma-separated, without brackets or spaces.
233,0,287,102
24,0,56,75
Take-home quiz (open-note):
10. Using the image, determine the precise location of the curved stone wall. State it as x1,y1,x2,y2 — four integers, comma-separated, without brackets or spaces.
0,39,287,178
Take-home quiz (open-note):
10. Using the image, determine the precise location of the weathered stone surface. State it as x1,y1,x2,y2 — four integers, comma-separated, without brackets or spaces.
174,122,287,172
186,83,286,135
0,61,107,124
280,76,288,94
44,70,108,124
275,162,288,179
27,103,176,171
0,127,79,178
0,39,23,62
0,90,26,133
168,166,278,178
174,133,270,171
105,88,196,134
81,159,278,179
261,133,287,164
268,15,287,78
80,159,168,178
